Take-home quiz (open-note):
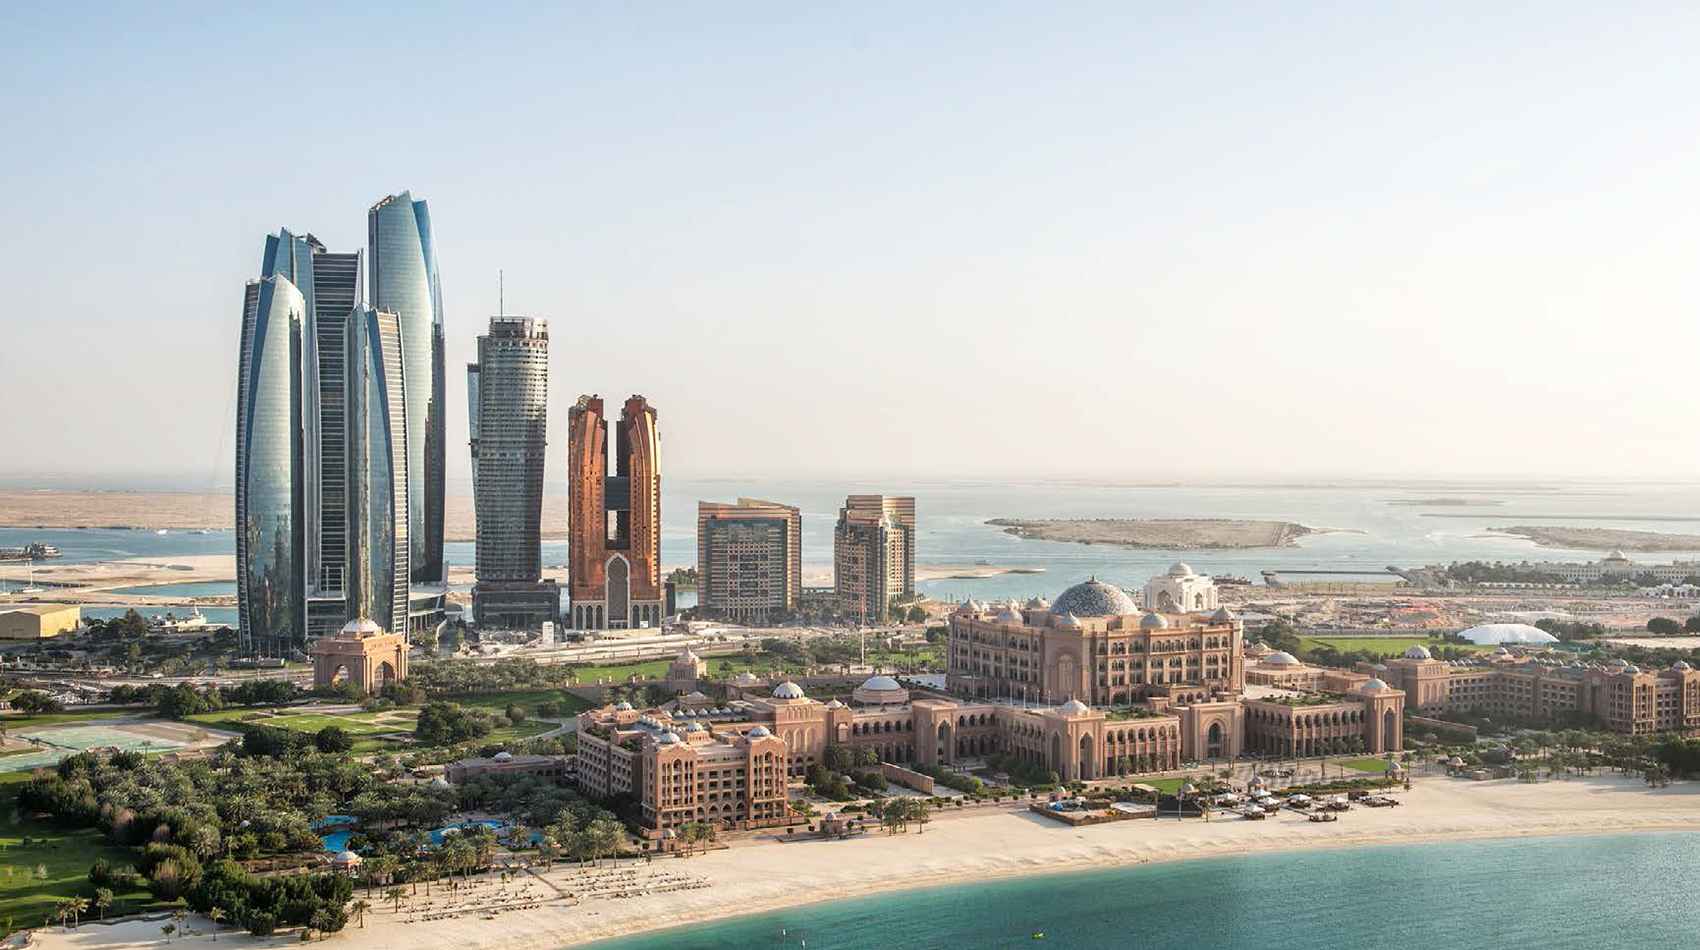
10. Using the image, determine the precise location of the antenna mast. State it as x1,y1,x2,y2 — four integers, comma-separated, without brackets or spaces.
499,269,504,316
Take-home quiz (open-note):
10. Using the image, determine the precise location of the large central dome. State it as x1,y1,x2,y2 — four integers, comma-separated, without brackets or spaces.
1050,578,1137,618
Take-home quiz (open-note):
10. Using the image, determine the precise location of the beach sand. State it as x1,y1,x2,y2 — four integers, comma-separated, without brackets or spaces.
30,774,1700,950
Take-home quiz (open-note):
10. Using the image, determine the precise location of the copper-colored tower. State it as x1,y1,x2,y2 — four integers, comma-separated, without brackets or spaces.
567,394,663,629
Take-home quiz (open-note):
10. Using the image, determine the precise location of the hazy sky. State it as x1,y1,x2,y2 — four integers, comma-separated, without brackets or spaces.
4,3,1699,489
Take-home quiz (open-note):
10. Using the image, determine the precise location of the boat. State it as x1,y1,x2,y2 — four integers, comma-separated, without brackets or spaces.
1307,811,1338,823
0,543,61,562
1215,575,1252,585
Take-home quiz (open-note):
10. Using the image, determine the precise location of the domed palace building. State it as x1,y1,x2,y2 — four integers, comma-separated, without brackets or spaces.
576,568,1407,839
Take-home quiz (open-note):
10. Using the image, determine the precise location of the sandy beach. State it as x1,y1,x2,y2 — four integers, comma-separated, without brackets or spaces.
29,774,1700,950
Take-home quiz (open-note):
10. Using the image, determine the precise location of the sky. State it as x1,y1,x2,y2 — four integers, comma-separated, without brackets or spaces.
3,2,1699,490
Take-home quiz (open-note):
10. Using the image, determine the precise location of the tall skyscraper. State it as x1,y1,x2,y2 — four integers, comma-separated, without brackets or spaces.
367,192,445,585
833,495,916,623
235,271,307,657
697,499,801,623
345,306,411,634
467,317,556,629
567,394,663,629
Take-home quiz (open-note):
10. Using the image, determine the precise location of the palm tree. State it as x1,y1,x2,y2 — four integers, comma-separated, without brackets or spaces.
161,923,176,943
384,886,407,915
67,896,88,928
350,899,372,929
93,888,112,921
207,906,225,940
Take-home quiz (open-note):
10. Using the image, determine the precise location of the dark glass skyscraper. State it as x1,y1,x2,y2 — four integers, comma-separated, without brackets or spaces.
235,271,307,656
367,192,446,585
468,318,556,629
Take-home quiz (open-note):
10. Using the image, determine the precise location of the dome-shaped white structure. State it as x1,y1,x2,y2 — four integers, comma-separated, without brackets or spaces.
1054,611,1083,629
852,675,910,706
995,607,1024,624
1458,623,1558,646
615,701,634,711
1674,661,1693,671
1025,597,1051,610
1168,562,1196,577
748,726,772,738
732,671,761,686
684,721,705,733
1361,678,1391,691
1140,611,1169,630
493,751,513,761
657,731,681,745
772,680,806,700
1210,606,1238,622
824,699,845,709
340,618,382,636
1056,698,1092,716
1264,651,1301,666
1403,645,1432,660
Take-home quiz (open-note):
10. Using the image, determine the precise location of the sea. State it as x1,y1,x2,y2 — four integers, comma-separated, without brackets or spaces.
6,479,1700,615
584,832,1699,949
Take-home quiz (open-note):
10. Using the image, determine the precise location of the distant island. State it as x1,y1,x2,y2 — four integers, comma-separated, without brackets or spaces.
1491,525,1700,553
1387,498,1503,507
987,518,1314,550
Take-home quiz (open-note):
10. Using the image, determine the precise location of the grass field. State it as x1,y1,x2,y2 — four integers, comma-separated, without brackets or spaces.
0,709,150,730
450,690,594,717
1339,757,1393,773
0,814,166,933
1143,777,1188,794
1298,636,1492,657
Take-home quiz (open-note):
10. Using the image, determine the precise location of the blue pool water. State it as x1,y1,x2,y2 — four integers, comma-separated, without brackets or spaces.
585,832,1700,949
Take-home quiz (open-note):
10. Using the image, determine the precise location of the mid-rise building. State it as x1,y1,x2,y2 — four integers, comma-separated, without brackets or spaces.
1383,647,1700,736
567,395,663,629
468,317,556,629
696,498,802,623
833,495,915,622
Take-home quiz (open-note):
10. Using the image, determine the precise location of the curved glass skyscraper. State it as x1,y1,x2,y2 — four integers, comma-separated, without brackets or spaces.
235,272,306,656
368,193,445,584
347,307,411,632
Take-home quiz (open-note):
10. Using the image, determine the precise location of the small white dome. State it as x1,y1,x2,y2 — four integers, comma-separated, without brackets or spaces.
824,699,845,709
1674,661,1693,671
1140,612,1169,630
1168,562,1196,577
1025,597,1051,610
1402,645,1432,660
1057,698,1092,716
1361,678,1391,691
1210,606,1237,622
860,675,902,692
995,607,1024,624
1264,651,1300,666
1054,612,1083,629
684,721,705,733
493,751,513,761
657,731,681,745
340,618,382,636
614,701,634,711
748,726,772,738
772,680,806,700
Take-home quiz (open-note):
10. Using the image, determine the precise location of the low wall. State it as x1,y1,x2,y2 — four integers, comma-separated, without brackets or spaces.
880,762,935,794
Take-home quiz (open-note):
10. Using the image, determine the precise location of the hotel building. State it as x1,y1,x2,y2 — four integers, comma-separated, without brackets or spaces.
579,568,1405,834
1382,647,1700,736
567,395,664,629
696,499,802,623
833,495,915,622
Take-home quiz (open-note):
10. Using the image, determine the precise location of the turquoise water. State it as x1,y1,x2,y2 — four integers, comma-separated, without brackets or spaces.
586,833,1700,949
108,579,235,597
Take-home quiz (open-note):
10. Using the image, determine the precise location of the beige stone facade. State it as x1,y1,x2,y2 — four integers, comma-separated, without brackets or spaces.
1384,647,1700,736
309,618,408,693
0,604,79,640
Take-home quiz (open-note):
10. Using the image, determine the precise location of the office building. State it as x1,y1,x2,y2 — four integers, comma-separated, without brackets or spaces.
368,192,446,586
345,306,411,634
468,317,556,629
567,394,663,629
235,270,307,656
696,499,801,623
832,495,915,622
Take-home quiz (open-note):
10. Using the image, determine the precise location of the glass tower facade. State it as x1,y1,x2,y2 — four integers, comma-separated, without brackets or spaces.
235,274,307,656
367,193,445,585
346,306,411,632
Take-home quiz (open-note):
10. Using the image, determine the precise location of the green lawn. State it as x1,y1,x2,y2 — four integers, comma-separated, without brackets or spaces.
1143,777,1188,794
570,659,674,683
1338,757,1393,774
1298,636,1493,657
0,814,167,933
0,709,151,729
450,690,593,717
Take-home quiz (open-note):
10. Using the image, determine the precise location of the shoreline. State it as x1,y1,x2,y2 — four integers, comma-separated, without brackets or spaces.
31,774,1700,950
